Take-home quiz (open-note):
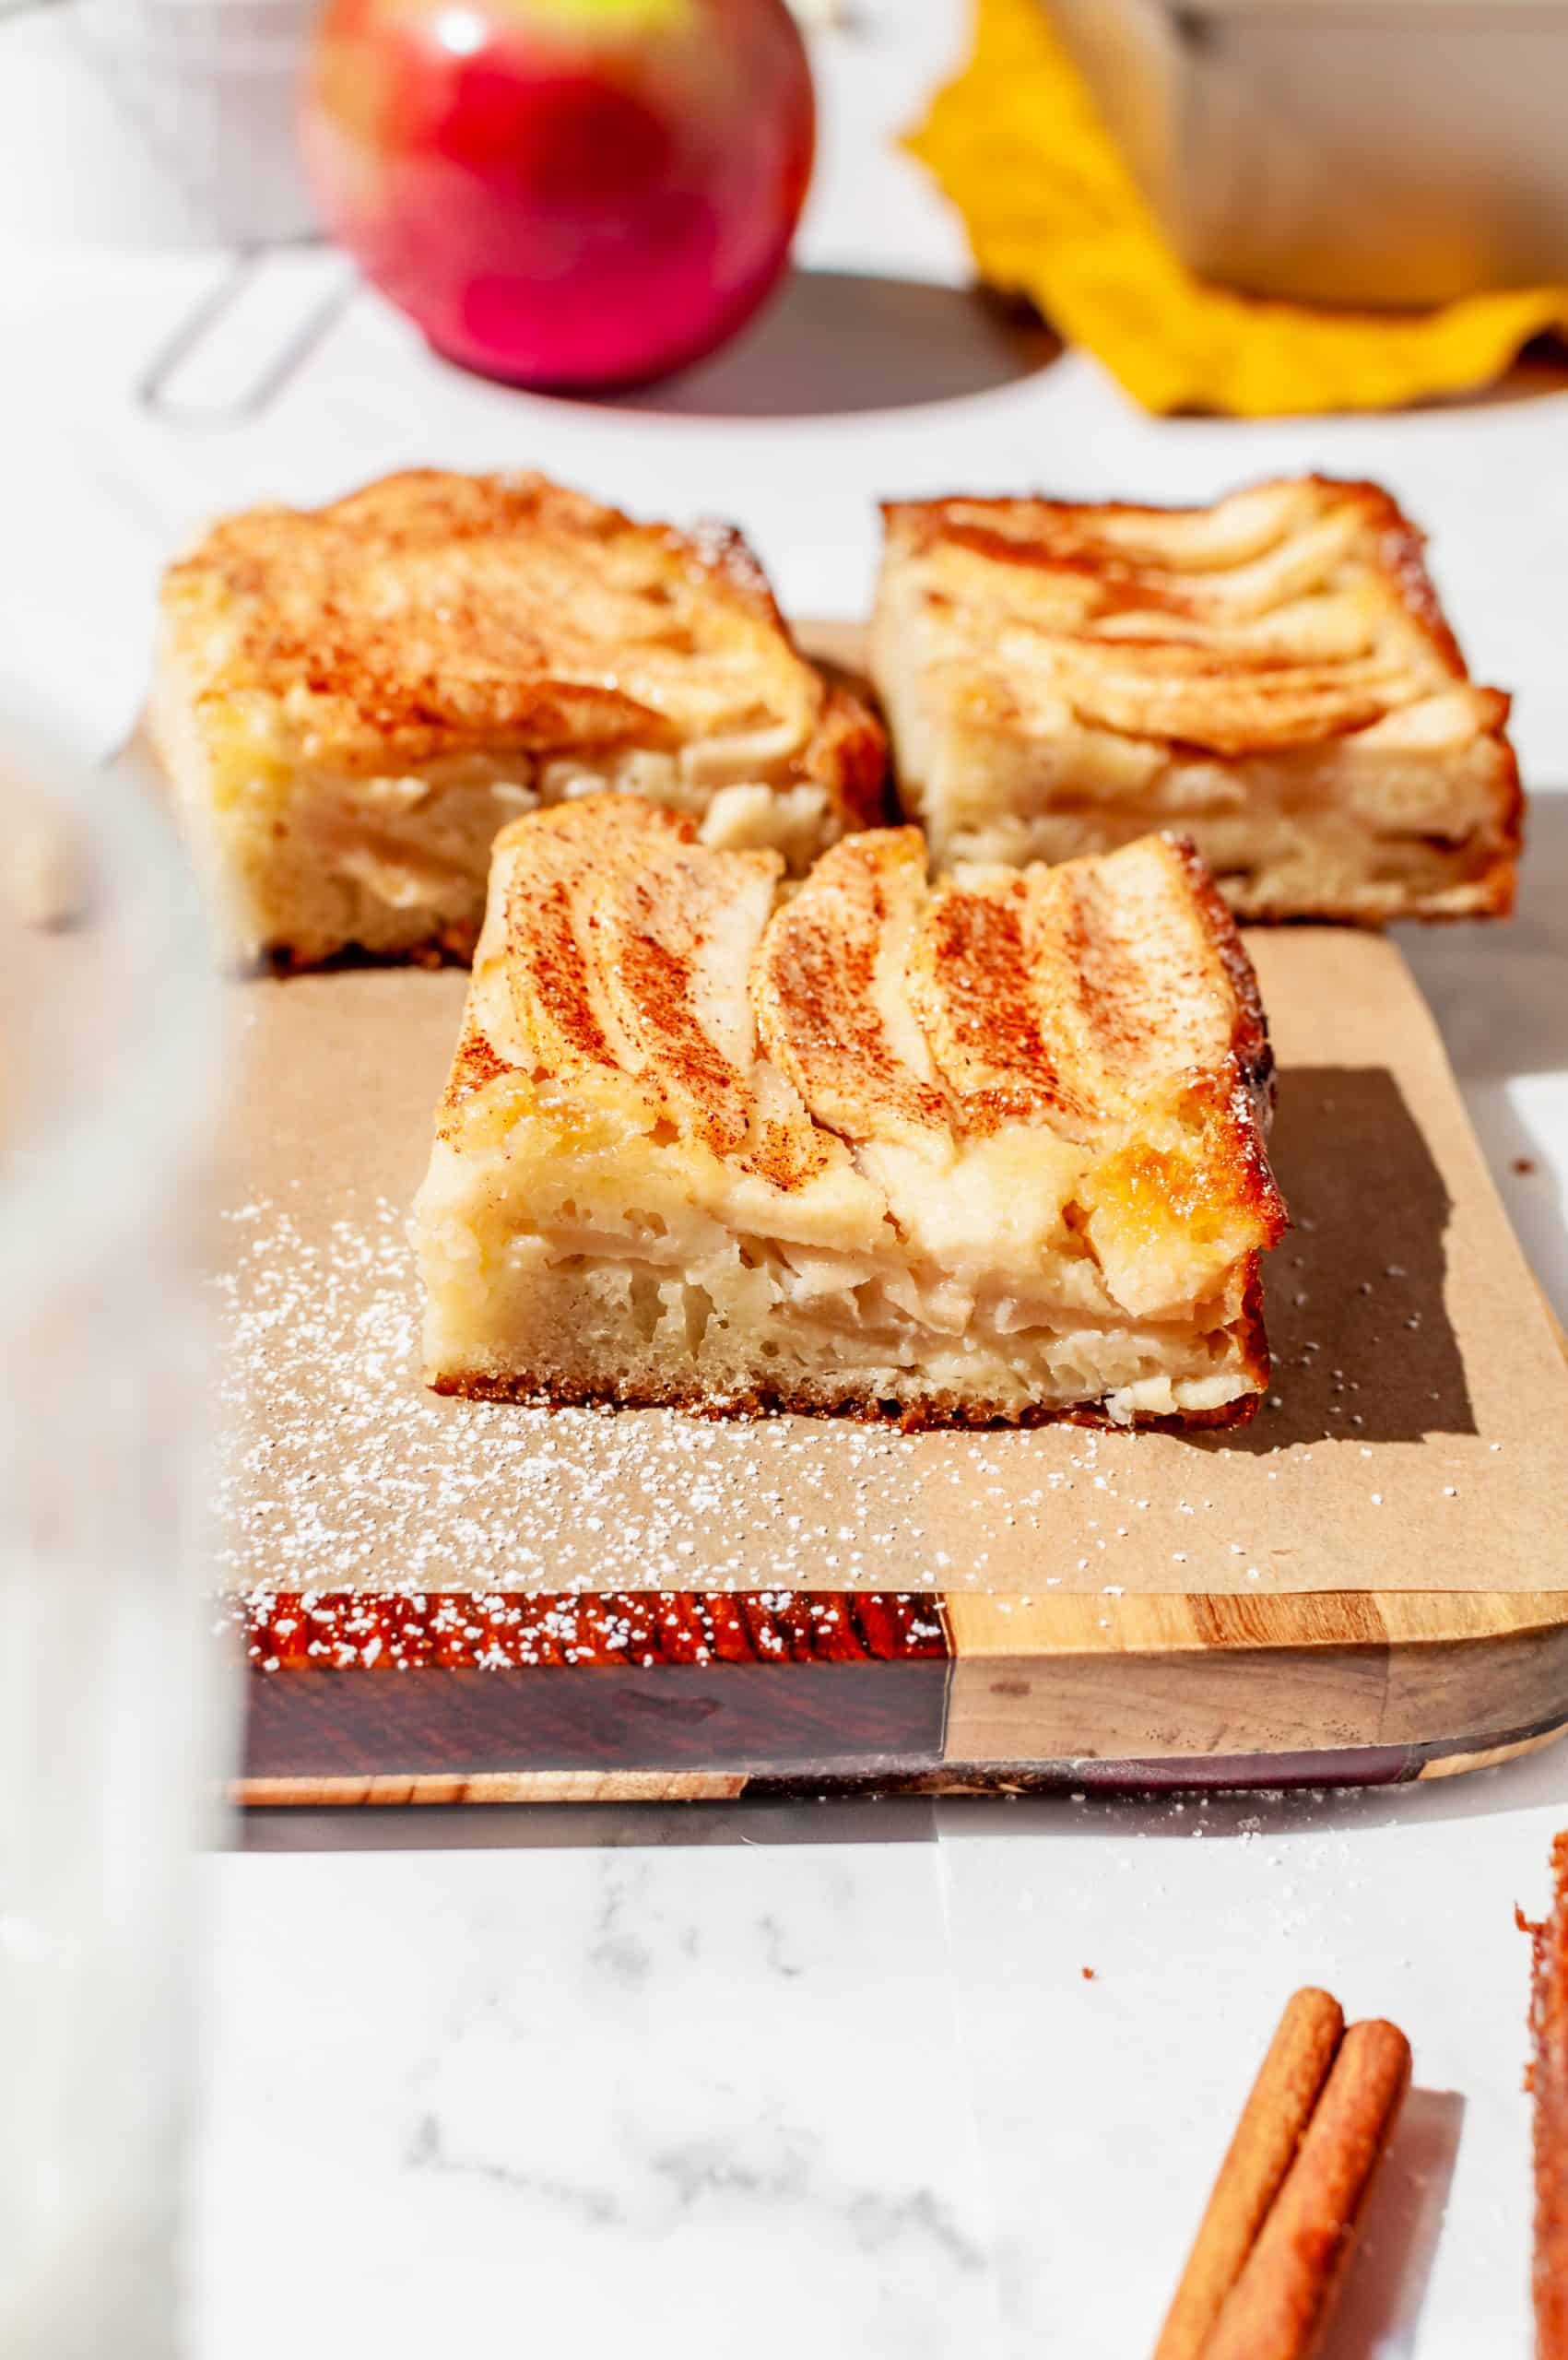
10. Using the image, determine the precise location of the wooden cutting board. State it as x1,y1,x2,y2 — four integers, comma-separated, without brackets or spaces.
199,627,1568,1802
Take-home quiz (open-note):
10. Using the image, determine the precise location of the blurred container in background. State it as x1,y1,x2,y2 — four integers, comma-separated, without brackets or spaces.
1050,0,1568,309
71,0,320,245
0,711,225,2357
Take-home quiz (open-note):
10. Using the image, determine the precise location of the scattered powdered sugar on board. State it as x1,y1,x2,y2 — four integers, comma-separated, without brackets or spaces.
210,1191,1231,1599
210,1176,1478,1602
216,1192,989,1598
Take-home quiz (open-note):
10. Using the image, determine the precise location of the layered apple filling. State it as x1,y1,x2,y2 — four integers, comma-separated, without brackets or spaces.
147,724,850,972
412,797,1287,1429
902,716,1515,920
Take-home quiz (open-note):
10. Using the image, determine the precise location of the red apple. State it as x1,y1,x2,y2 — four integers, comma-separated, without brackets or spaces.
302,0,815,390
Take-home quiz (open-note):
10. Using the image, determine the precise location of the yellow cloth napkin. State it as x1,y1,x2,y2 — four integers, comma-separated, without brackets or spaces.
907,0,1568,416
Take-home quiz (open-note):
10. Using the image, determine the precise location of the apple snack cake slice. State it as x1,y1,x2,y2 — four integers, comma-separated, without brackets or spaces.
871,474,1520,923
412,796,1287,1429
152,468,886,970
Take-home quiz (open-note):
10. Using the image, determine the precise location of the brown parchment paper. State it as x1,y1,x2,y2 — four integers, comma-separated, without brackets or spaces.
210,928,1568,1600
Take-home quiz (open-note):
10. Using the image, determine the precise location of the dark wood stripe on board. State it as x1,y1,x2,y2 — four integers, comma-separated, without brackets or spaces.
237,1590,952,1782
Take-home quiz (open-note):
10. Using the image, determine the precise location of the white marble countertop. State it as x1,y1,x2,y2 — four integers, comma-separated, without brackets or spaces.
7,4,1568,2351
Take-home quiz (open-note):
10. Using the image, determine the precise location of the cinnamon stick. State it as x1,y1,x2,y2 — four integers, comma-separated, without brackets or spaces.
1152,1988,1345,2360
1202,2017,1412,2360
1527,1832,1568,2359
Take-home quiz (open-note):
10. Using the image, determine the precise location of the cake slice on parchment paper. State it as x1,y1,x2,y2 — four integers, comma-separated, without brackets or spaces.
871,475,1520,923
412,796,1286,1430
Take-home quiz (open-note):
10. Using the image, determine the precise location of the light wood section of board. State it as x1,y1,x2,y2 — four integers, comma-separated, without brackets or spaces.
945,1591,1568,1657
241,1771,749,1807
1416,1729,1568,1781
943,1591,1568,1765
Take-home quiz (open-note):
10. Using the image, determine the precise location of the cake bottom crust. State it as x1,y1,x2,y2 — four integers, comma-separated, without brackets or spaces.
428,1363,1263,1433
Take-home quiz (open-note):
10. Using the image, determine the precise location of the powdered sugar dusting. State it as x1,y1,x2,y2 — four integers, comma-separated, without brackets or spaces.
211,1173,1491,1603
216,1191,984,1598
212,1189,1231,1599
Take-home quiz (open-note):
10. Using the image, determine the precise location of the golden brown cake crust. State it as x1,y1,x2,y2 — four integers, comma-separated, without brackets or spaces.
1167,834,1272,1097
468,808,1284,1183
881,475,1471,688
1162,834,1283,1243
1527,1832,1568,2358
160,467,886,824
427,1351,1267,1433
